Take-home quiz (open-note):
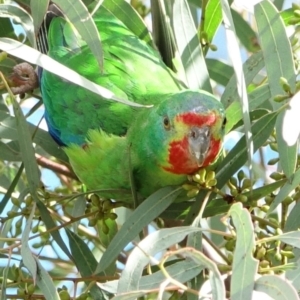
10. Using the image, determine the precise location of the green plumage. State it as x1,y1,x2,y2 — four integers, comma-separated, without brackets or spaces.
41,5,183,145
41,2,225,201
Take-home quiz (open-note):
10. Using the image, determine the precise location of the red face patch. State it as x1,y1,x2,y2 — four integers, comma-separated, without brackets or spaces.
176,112,217,127
163,136,221,175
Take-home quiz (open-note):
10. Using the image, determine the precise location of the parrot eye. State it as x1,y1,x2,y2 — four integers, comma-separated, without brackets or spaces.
222,117,227,127
163,116,171,130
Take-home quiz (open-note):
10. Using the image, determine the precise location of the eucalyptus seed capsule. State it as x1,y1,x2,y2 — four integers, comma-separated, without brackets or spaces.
270,172,284,180
59,290,71,300
274,94,289,102
192,173,202,183
88,218,97,227
259,260,270,268
283,196,293,205
90,194,100,207
11,197,20,207
242,179,252,190
256,247,266,260
237,170,245,181
182,183,196,190
209,44,218,51
279,77,291,93
294,10,300,17
187,188,199,198
267,158,279,165
265,195,273,205
102,200,112,211
101,220,109,234
236,194,248,203
280,250,295,259
229,177,238,187
274,252,282,261
108,212,118,220
206,179,217,187
259,205,270,213
205,171,215,182
198,168,206,183
27,284,35,294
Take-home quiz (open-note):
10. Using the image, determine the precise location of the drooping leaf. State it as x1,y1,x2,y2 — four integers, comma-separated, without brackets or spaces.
255,0,297,178
229,203,259,300
95,187,182,274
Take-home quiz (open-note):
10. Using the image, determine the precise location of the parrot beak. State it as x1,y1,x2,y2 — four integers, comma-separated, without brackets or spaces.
188,126,211,167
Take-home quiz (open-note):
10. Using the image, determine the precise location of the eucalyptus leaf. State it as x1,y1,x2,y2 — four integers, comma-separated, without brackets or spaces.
96,187,182,274
255,0,297,178
229,203,259,300
255,275,299,300
0,38,147,108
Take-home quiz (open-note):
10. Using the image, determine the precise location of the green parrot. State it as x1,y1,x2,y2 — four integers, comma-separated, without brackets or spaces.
39,2,226,200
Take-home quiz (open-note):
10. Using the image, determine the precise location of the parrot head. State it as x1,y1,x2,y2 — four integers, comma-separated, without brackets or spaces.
131,90,226,176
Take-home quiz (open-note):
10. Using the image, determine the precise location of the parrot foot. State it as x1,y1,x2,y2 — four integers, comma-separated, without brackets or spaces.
9,62,38,95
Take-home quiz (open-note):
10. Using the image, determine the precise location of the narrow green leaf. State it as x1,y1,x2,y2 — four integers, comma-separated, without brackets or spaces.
30,0,49,35
117,227,201,292
66,229,109,299
21,203,37,283
0,266,8,300
0,4,35,47
255,275,299,300
112,291,147,300
273,0,284,10
280,8,294,25
95,187,182,274
285,201,300,232
11,94,40,193
229,203,259,300
150,0,177,70
286,255,300,290
220,0,253,179
52,0,103,70
0,164,23,214
71,195,86,233
172,0,212,92
0,112,66,161
216,111,278,189
0,141,21,161
0,16,15,39
231,109,269,131
277,231,300,248
231,9,260,52
139,260,203,290
181,247,226,299
33,257,60,300
255,0,297,178
203,0,222,45
98,218,118,249
0,38,146,108
206,58,233,86
222,51,265,109
103,0,153,46
99,260,203,294
268,167,300,214
36,200,73,260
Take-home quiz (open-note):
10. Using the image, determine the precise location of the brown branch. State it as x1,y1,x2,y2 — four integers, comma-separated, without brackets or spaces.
35,154,78,180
